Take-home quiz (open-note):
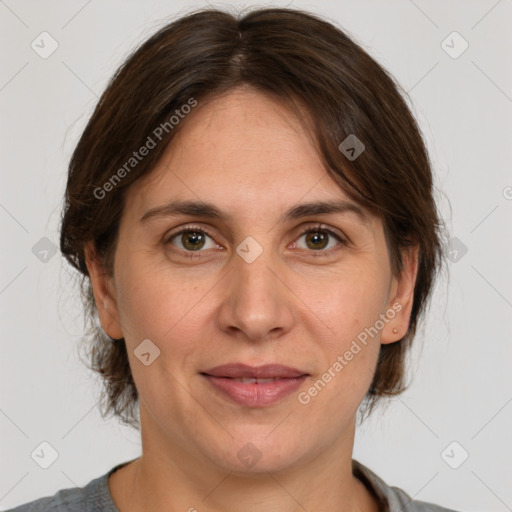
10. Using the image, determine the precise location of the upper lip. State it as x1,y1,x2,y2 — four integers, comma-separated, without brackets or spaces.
202,363,308,379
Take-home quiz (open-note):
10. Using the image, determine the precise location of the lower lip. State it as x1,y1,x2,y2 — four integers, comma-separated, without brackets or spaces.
202,374,308,407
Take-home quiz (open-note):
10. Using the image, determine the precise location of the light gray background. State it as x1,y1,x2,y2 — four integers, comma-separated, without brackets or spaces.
1,0,511,510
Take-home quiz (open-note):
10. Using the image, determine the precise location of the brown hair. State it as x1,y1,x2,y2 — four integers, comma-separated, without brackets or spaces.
60,6,447,429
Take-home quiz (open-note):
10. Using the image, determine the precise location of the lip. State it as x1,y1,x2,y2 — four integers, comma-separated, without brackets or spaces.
201,363,309,407
203,363,307,379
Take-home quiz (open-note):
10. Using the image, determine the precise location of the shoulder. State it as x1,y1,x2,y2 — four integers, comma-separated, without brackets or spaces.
390,485,461,511
352,459,461,512
4,470,118,512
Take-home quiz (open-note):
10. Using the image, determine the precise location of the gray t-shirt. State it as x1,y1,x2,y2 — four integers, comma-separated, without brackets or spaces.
6,458,460,511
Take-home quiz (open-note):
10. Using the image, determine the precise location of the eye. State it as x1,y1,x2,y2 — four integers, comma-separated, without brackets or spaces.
294,224,346,255
165,225,218,256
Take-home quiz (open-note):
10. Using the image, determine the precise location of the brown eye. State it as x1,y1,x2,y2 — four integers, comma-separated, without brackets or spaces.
179,231,207,251
295,225,346,254
165,227,217,254
304,231,329,250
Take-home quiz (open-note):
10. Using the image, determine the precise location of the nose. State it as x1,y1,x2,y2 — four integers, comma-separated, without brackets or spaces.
216,239,295,344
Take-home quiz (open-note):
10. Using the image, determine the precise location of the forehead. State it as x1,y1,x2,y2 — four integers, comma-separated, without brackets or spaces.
125,88,373,228
149,88,323,183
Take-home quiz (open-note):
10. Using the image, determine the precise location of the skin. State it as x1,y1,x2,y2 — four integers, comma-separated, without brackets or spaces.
85,86,418,512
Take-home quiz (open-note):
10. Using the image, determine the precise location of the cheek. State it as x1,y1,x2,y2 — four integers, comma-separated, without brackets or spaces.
114,255,213,354
297,265,387,405
298,259,389,336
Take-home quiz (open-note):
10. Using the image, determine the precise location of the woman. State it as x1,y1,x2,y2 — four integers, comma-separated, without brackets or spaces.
9,6,455,512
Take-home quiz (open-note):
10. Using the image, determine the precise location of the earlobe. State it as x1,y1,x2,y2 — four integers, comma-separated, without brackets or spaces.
84,241,124,340
381,244,419,345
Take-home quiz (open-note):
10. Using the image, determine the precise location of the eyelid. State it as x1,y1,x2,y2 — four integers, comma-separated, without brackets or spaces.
164,224,217,244
297,223,347,243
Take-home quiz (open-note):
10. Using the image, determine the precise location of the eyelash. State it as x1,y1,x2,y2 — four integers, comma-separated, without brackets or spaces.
164,223,347,258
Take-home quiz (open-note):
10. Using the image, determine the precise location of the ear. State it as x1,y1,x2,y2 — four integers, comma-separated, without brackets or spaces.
381,243,419,344
84,241,124,340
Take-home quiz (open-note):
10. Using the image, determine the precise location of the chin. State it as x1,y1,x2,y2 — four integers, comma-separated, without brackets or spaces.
202,432,311,476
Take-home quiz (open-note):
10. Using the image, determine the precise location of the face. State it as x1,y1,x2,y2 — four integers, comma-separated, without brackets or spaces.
86,87,417,475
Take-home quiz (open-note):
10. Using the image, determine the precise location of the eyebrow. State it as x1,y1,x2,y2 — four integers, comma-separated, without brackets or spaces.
139,199,371,226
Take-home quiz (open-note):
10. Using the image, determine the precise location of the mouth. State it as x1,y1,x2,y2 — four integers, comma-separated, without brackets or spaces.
202,363,308,379
218,377,287,383
200,363,309,407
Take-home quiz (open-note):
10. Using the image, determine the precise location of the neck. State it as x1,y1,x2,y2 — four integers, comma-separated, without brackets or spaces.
109,408,378,512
